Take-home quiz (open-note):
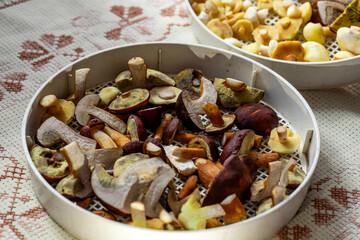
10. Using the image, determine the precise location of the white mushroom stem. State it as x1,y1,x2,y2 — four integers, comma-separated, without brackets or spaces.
130,201,147,228
276,126,288,143
74,68,90,105
128,57,147,88
37,117,97,150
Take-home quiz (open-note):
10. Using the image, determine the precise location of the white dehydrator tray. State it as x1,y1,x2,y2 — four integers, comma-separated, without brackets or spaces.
185,0,360,90
22,42,320,240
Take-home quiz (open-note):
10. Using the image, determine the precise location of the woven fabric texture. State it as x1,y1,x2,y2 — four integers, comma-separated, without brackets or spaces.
0,0,359,239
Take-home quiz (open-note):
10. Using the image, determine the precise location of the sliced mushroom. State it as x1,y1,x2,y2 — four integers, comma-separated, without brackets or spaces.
175,91,205,132
188,135,219,162
287,164,307,189
162,118,181,145
79,118,105,137
91,157,175,218
75,94,127,133
108,88,150,114
330,0,360,32
202,154,257,206
143,138,168,163
174,68,203,98
219,129,255,164
121,141,145,156
39,95,75,125
167,187,201,217
275,17,303,40
220,193,247,225
232,19,254,41
214,78,264,108
149,86,182,106
98,86,120,107
30,145,69,182
178,195,225,230
163,145,197,176
113,153,149,177
253,25,280,46
250,160,282,202
268,126,301,153
37,117,97,150
127,115,147,141
177,175,198,200
191,76,218,115
115,57,175,92
84,148,123,170
74,68,90,104
206,19,233,39
314,1,345,26
138,106,163,130
194,158,221,188
56,141,93,199
235,103,279,136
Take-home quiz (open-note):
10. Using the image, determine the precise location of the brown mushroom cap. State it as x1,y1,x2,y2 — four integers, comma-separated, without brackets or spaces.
205,114,236,135
235,103,279,136
37,116,97,150
219,129,255,164
75,94,126,133
138,106,163,129
188,135,219,161
202,155,255,206
143,138,167,162
174,68,203,98
121,141,145,156
175,91,205,132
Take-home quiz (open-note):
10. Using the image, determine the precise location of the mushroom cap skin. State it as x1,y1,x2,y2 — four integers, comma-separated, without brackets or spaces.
162,118,181,145
175,91,205,132
37,116,97,150
188,135,219,162
142,138,168,163
75,94,127,133
202,155,255,206
219,129,255,164
205,114,236,135
138,106,163,130
121,141,145,156
235,103,279,136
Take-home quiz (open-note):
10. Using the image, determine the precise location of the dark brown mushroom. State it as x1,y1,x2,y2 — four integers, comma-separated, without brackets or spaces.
121,141,145,155
188,135,219,161
138,106,163,129
162,118,181,145
127,114,147,141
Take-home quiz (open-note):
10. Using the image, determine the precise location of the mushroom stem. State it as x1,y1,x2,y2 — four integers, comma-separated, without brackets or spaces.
276,126,288,143
90,129,117,149
172,147,207,160
154,113,173,142
102,126,130,148
202,102,224,128
247,151,280,167
174,133,197,143
177,175,198,200
74,68,90,105
40,95,62,114
130,201,147,228
128,57,147,88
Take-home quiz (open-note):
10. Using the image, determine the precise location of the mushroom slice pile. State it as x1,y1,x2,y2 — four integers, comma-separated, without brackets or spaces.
91,157,175,218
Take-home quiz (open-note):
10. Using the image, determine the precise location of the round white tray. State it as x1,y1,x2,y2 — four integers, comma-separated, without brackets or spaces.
22,42,320,240
185,0,360,90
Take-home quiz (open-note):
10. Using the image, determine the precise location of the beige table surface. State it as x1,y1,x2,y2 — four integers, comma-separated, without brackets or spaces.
0,0,359,239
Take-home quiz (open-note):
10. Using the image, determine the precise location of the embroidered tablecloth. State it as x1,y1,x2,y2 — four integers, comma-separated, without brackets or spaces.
0,0,359,239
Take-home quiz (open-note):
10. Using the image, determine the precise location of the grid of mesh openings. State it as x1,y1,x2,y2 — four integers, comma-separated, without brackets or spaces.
66,80,303,222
